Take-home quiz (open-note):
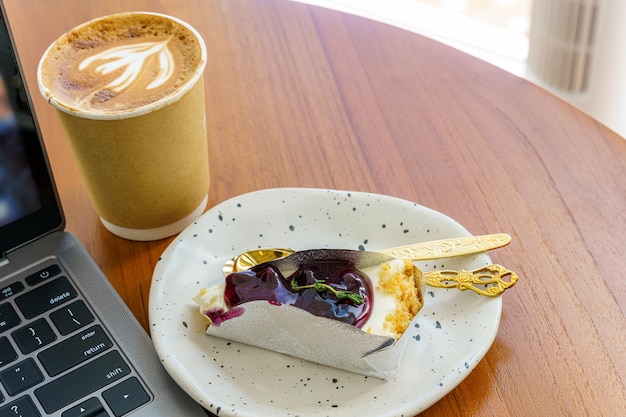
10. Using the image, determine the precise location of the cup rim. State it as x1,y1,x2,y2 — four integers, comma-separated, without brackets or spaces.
36,11,207,120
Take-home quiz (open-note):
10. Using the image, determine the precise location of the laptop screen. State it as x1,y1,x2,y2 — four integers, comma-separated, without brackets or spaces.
0,9,64,258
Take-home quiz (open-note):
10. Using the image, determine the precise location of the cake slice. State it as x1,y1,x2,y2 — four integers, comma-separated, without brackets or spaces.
193,251,425,378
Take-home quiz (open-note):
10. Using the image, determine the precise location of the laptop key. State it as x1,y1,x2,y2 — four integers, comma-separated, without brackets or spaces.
38,324,113,376
15,276,77,319
12,318,57,354
34,350,130,414
50,300,95,335
0,358,44,396
0,336,17,367
1,282,24,300
0,396,41,417
61,397,109,417
102,377,150,417
0,303,21,333
25,264,62,286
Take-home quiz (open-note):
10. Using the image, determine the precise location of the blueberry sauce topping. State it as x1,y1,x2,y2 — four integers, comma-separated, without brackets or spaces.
223,259,373,328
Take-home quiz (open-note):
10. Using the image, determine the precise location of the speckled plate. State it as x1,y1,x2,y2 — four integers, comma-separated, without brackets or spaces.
149,188,501,417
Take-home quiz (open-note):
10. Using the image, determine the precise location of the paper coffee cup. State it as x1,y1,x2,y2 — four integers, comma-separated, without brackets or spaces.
37,12,209,241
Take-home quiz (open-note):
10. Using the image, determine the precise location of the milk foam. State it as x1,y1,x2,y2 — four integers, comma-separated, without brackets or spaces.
38,13,205,116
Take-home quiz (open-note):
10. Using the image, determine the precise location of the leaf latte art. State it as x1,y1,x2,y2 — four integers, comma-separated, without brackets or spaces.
78,40,174,93
37,13,204,113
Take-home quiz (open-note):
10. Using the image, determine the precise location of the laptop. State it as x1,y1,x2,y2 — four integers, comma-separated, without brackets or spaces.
0,7,207,417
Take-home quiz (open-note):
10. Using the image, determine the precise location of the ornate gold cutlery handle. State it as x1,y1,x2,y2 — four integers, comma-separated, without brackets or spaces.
381,233,511,260
424,264,518,296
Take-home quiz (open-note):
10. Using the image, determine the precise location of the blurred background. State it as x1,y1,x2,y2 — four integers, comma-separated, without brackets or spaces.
297,0,626,140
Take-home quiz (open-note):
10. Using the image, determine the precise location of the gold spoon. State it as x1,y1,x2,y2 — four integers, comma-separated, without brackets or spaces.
227,246,517,297
223,233,511,275
223,234,518,297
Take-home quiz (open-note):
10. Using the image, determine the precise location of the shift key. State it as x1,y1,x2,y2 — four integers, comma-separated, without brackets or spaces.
35,350,130,414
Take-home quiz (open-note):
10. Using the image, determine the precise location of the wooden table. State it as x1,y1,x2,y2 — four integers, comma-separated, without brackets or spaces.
3,0,625,416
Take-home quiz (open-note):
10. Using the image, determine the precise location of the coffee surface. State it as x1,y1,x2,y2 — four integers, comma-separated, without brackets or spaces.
40,13,203,113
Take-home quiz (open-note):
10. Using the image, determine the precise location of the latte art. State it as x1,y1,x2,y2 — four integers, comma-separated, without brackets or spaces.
79,39,175,93
38,13,204,114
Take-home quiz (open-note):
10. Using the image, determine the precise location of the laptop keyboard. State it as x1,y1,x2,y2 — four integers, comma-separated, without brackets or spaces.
0,261,151,417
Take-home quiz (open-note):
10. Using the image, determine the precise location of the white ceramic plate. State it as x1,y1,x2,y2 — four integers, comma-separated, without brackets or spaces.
149,188,501,417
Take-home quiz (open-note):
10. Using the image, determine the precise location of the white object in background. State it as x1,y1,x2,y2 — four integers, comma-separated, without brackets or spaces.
526,0,626,139
291,0,529,76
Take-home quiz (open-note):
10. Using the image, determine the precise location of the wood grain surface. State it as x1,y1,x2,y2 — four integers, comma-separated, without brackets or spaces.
3,0,625,416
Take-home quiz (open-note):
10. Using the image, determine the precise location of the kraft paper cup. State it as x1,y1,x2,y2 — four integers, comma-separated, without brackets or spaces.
37,12,209,241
